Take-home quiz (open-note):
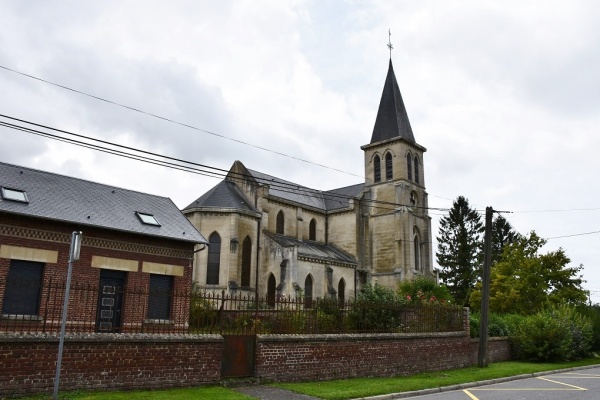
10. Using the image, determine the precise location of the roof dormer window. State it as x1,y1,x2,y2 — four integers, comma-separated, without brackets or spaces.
136,211,160,226
1,187,28,203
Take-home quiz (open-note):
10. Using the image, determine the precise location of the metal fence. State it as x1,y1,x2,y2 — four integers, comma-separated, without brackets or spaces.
0,278,464,335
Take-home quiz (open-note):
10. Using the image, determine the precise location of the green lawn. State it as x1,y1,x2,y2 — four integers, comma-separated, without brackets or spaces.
272,358,600,400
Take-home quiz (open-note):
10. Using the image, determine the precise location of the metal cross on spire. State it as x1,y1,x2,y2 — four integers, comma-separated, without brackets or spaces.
387,29,393,59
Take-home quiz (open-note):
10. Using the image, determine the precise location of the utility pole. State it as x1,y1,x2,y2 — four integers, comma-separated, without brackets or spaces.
478,207,493,367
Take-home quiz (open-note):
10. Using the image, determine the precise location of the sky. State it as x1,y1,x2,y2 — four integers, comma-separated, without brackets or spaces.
1,1,600,301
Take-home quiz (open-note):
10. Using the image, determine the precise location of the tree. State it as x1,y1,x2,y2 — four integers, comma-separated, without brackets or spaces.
470,231,588,314
436,196,484,306
491,214,519,265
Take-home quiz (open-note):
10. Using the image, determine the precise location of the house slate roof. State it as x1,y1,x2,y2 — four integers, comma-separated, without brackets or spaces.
0,161,207,244
264,231,357,266
183,180,257,214
370,59,415,144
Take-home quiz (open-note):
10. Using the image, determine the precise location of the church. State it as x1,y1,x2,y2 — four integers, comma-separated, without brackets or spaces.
183,59,434,303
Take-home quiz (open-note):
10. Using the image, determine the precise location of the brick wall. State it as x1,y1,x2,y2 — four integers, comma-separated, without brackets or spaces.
255,332,511,382
0,334,222,398
0,332,511,398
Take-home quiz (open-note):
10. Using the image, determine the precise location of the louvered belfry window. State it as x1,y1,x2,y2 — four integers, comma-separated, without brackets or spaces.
385,152,393,180
374,155,381,183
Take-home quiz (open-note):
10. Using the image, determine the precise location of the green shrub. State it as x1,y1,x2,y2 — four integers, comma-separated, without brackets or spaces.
469,312,524,338
349,284,404,331
398,276,454,305
512,304,593,361
189,297,218,329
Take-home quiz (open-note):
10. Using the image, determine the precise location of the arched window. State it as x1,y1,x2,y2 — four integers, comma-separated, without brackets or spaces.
206,232,221,285
373,155,381,183
407,154,413,181
413,227,421,271
385,152,393,180
338,278,346,305
414,156,420,184
241,236,252,287
276,210,284,234
309,218,316,241
304,274,313,309
267,274,276,307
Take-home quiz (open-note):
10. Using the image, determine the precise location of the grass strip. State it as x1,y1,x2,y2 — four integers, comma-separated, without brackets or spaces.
271,358,600,400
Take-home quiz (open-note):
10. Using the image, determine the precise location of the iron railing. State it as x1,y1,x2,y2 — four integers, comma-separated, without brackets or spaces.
0,278,464,335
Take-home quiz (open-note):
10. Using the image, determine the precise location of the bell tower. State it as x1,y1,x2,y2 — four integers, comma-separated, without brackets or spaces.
360,58,434,287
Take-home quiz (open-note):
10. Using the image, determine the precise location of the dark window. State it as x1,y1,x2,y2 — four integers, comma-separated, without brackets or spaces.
147,274,173,320
2,260,44,315
241,236,252,287
267,274,276,307
414,156,420,184
385,153,393,180
413,227,421,271
338,279,345,305
407,154,412,181
374,155,381,183
309,219,316,241
276,211,285,234
304,275,313,309
206,232,221,285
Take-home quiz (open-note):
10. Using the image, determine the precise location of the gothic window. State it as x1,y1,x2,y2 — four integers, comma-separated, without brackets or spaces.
338,278,346,305
373,155,381,183
414,155,420,184
267,274,276,307
309,218,316,241
385,152,393,180
147,274,173,320
304,274,313,309
241,236,252,287
206,232,221,285
413,227,422,271
2,260,44,315
276,210,284,234
407,153,413,181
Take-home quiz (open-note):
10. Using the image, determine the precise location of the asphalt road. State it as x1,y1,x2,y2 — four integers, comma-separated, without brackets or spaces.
395,366,600,400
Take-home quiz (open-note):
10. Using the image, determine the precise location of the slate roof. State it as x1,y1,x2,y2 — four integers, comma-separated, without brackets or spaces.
370,59,415,144
0,161,207,244
183,180,257,213
247,169,363,212
264,232,357,266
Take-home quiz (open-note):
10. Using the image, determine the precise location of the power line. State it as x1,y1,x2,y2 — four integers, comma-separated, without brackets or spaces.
0,64,363,179
546,230,600,240
0,114,451,214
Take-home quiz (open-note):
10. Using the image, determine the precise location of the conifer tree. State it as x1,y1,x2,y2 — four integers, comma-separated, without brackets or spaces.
491,214,519,264
436,196,483,306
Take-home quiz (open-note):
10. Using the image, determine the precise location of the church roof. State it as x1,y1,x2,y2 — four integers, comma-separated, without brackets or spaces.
323,183,365,211
183,180,257,213
247,169,326,210
265,231,357,266
370,59,415,144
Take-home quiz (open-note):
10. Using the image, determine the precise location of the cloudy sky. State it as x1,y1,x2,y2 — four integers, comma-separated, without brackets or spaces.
1,1,599,301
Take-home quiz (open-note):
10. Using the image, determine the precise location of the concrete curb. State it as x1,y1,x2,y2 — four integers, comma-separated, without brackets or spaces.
349,365,599,399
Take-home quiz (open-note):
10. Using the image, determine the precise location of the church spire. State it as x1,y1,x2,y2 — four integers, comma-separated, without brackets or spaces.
369,59,415,145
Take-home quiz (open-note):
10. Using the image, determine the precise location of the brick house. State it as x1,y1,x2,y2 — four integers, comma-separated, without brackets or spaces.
0,162,207,332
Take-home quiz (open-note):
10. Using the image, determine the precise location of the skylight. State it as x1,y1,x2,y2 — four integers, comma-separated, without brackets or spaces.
1,187,29,203
136,211,160,226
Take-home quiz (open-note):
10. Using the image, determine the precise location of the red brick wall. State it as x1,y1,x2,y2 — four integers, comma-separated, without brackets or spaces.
255,333,512,382
0,335,223,398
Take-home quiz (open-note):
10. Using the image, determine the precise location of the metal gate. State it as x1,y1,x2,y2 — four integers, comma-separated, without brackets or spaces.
221,335,256,378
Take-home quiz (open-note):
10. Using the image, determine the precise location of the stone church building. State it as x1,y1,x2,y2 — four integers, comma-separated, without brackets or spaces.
183,60,434,303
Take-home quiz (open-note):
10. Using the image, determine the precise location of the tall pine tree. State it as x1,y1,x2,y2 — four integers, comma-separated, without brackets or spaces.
436,196,483,306
491,214,519,264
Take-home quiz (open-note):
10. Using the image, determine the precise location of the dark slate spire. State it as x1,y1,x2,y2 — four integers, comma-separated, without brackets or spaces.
370,60,415,144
